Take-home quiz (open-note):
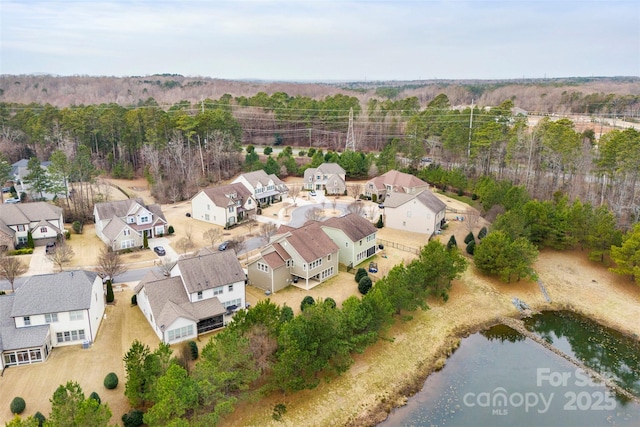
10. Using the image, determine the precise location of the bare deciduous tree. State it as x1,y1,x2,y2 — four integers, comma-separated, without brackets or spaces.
231,236,248,261
157,258,177,276
347,183,364,200
305,207,323,222
261,222,278,244
176,237,193,254
332,196,338,213
95,245,127,281
347,201,366,216
0,254,28,292
46,243,75,272
288,185,301,204
203,228,223,247
463,208,481,233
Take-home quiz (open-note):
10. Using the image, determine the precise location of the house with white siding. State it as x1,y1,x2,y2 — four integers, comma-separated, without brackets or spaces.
134,250,246,344
365,170,430,202
191,183,256,228
383,189,446,237
94,198,167,250
0,270,105,368
232,170,288,207
0,202,64,251
321,213,378,268
303,163,346,195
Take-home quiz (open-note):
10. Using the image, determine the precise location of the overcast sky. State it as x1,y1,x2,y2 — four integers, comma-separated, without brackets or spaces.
1,0,638,81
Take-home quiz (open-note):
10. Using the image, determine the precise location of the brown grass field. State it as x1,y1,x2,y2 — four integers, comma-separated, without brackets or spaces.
1,178,638,426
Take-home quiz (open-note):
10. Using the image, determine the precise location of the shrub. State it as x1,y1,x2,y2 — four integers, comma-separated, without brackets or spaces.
122,409,144,427
72,220,83,234
300,295,315,311
167,225,175,235
34,411,46,426
372,194,377,203
131,294,137,305
272,403,287,421
471,193,478,200
106,280,114,303
188,340,199,360
358,276,373,295
354,267,368,283
324,297,337,309
264,147,273,155
64,230,71,240
10,397,26,414
89,391,101,404
464,231,475,244
0,291,5,295
7,248,33,255
478,226,488,240
447,235,457,250
280,305,294,323
457,188,464,196
104,372,118,389
143,233,148,249
466,240,476,255
298,150,306,157
27,232,34,249
376,215,384,228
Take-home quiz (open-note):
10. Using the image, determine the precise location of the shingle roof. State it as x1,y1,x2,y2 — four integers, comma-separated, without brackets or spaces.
177,251,245,294
201,183,253,208
101,216,130,241
317,163,346,176
94,198,145,221
0,293,50,350
384,189,446,213
283,222,339,262
376,170,429,193
0,202,62,226
147,204,167,223
322,213,377,242
263,251,285,269
11,270,98,317
238,170,273,187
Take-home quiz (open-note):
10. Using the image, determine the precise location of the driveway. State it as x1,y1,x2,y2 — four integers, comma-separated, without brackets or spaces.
148,237,180,262
26,246,55,276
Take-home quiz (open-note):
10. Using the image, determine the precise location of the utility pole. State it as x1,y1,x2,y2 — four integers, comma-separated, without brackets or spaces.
345,107,356,151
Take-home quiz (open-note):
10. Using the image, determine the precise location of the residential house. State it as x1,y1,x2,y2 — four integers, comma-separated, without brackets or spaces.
383,189,446,237
321,213,378,268
191,183,256,228
0,270,105,368
10,159,65,201
365,170,430,202
134,250,246,344
232,170,288,207
0,202,64,251
248,221,339,293
94,198,167,250
303,163,346,195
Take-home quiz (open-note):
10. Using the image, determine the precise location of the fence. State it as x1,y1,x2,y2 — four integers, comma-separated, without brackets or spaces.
376,238,419,255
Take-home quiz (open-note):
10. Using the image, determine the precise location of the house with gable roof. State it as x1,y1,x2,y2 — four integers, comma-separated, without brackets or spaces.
232,170,288,207
321,213,378,268
365,170,430,202
303,163,346,195
247,221,339,293
93,198,167,250
134,250,246,344
383,189,447,237
0,270,105,368
191,183,256,227
0,202,64,251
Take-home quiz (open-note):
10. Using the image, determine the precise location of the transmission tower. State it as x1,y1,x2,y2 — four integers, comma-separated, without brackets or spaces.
345,107,356,151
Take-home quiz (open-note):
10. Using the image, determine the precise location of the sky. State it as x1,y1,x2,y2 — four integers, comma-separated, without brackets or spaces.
1,0,639,81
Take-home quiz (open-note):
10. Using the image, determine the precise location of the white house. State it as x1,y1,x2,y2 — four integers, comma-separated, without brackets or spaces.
232,170,288,207
383,189,447,237
247,221,340,293
0,270,106,368
365,170,430,202
94,198,167,250
321,213,378,268
134,250,246,344
303,163,346,195
191,183,256,228
0,202,64,251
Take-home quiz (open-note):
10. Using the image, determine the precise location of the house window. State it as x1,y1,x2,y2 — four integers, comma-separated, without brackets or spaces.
197,291,203,300
328,254,331,261
207,204,210,210
123,229,130,236
309,258,322,269
23,316,31,326
257,262,269,273
40,227,48,233
69,310,84,321
56,329,85,343
17,236,27,244
128,217,135,223
248,199,252,205
121,240,135,249
228,206,233,213
286,259,293,267
320,266,334,279
213,286,223,296
407,211,412,218
403,221,406,226
205,214,210,221
17,224,25,232
140,216,149,223
45,313,58,323
228,284,234,292
167,325,194,342
345,242,349,247
223,298,242,309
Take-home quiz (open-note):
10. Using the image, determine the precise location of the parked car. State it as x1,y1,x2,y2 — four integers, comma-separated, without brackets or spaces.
153,246,166,256
1,187,11,193
45,242,56,254
310,190,317,196
218,241,230,251
3,197,20,204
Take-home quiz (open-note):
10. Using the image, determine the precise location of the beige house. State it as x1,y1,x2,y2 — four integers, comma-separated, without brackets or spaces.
383,189,446,237
191,183,256,228
247,221,339,293
134,250,246,344
321,213,378,269
0,202,64,250
232,170,288,207
94,198,167,251
365,170,430,202
303,163,346,195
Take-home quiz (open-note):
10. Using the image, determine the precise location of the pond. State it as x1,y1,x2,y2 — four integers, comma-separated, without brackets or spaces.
379,313,640,426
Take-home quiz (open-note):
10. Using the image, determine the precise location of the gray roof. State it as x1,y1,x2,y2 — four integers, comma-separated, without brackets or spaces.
316,163,346,176
177,251,245,294
101,216,130,241
200,183,253,208
281,221,339,263
322,213,377,242
11,270,98,317
147,204,167,223
0,202,63,226
94,198,145,221
384,189,446,213
0,294,50,352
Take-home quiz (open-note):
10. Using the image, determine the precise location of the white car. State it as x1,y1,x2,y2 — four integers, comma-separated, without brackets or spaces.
310,190,317,196
3,197,20,204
